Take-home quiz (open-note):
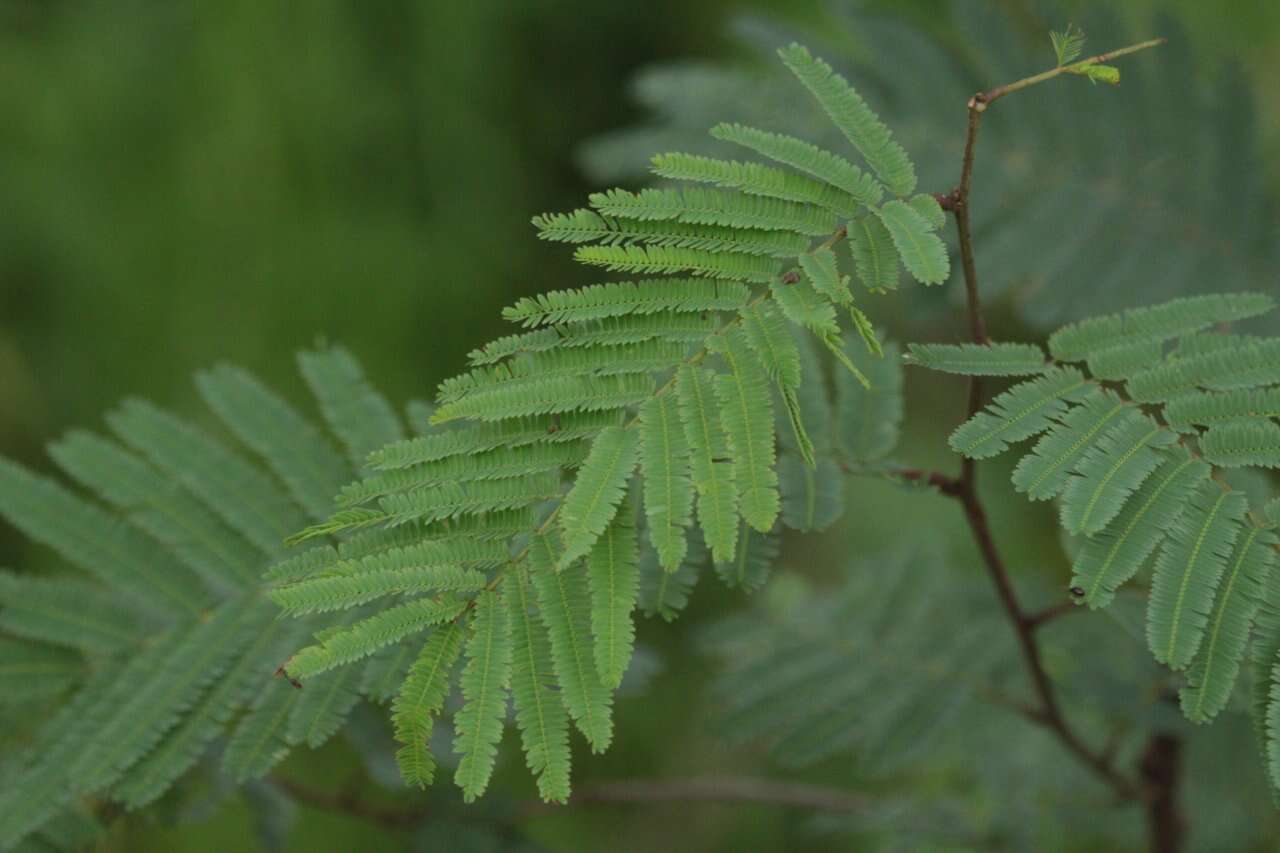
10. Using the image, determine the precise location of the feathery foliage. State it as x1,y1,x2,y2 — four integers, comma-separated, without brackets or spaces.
912,293,1280,756
0,348,400,849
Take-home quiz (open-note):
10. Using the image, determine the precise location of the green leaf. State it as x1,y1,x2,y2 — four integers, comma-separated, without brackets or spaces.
107,400,306,559
1163,388,1280,431
589,187,837,236
1011,389,1128,501
740,302,803,390
297,346,404,470
223,682,299,783
769,277,839,336
1147,485,1249,669
1126,338,1280,402
0,572,147,652
587,494,640,688
836,338,903,463
875,201,949,285
453,590,513,802
529,532,613,751
1058,412,1177,535
948,367,1092,459
711,327,780,532
72,599,261,793
0,456,209,616
1180,526,1277,723
434,373,656,424
1050,23,1086,66
503,279,749,328
1200,420,1280,469
392,623,464,789
558,426,640,569
639,394,693,571
906,342,1047,376
846,215,899,293
713,523,779,592
1048,293,1275,362
574,244,782,282
798,247,850,306
535,207,809,257
284,598,466,680
649,152,866,218
196,365,351,521
638,531,703,622
710,122,883,207
1085,338,1165,381
777,43,916,196
507,566,572,803
779,454,843,532
676,365,738,563
48,430,260,590
907,194,945,229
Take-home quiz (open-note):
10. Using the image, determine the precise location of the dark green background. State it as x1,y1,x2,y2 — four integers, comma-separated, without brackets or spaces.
1,1,1277,850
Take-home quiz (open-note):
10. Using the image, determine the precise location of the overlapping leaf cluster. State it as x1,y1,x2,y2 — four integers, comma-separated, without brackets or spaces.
0,349,407,849
908,293,1280,797
267,43,937,805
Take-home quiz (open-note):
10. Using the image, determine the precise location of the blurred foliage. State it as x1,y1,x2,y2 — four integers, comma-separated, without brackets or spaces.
1,0,1279,851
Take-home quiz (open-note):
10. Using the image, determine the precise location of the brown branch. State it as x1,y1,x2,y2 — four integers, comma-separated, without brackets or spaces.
935,41,1175,807
1140,734,1185,853
892,467,964,496
1024,601,1078,630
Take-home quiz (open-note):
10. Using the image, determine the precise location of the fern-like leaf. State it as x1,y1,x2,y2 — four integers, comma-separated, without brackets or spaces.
650,151,865,217
529,532,613,751
0,457,209,616
709,122,883,207
1126,338,1280,402
587,494,640,688
589,187,837,236
1200,420,1280,469
875,200,949,285
196,365,350,521
392,623,463,789
1011,389,1128,500
1180,526,1277,723
712,326,780,532
846,214,899,293
798,247,849,306
297,347,404,469
1048,293,1275,362
1058,412,1177,535
284,597,466,680
675,365,738,562
906,342,1048,376
503,279,750,328
507,566,572,803
534,208,809,257
949,367,1092,459
1164,387,1280,431
574,244,782,282
1146,484,1249,669
639,394,693,570
452,590,513,802
558,426,640,569
777,43,916,195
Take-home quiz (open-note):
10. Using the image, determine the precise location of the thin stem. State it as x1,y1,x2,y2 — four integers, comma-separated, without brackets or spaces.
979,39,1167,106
938,38,1172,806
